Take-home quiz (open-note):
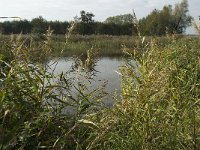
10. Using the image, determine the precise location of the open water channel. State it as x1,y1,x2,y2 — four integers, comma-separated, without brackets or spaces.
48,57,125,107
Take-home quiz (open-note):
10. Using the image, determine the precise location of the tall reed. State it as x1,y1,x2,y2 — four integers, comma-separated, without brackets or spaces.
87,35,200,149
0,27,106,149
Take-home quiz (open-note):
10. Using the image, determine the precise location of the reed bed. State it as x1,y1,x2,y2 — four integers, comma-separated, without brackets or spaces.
0,28,200,149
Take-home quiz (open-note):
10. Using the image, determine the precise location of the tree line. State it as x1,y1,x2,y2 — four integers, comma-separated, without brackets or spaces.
0,0,192,36
0,16,135,36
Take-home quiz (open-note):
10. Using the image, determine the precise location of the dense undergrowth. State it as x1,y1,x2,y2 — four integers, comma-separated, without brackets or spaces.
0,28,200,149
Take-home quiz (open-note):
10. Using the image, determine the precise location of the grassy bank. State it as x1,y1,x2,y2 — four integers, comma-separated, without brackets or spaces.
0,32,200,149
0,34,185,58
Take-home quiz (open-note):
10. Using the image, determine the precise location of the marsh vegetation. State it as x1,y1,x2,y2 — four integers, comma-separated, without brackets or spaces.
1,28,200,149
1,0,200,149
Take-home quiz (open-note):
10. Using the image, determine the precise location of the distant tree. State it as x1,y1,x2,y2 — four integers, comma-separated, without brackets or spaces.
79,10,95,23
104,14,137,35
139,9,161,35
0,23,4,34
139,0,192,35
74,10,95,35
1,21,13,34
48,21,69,34
20,20,32,34
105,14,134,24
170,0,192,33
31,16,48,34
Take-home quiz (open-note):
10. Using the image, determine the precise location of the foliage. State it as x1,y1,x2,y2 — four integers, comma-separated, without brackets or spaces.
0,18,136,36
139,0,192,35
105,14,134,24
79,10,95,23
31,16,48,34
0,20,32,34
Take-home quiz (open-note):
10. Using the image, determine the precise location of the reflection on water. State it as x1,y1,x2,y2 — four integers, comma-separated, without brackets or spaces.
48,57,124,106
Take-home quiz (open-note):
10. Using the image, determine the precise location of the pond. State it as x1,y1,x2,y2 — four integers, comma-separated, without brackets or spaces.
48,57,125,106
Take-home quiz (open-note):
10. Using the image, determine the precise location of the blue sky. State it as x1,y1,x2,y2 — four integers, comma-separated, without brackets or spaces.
0,0,199,33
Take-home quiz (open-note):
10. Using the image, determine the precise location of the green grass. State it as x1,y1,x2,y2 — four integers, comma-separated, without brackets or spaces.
0,34,180,58
0,31,200,149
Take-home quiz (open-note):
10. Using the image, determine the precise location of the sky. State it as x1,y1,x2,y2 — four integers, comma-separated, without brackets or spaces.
0,0,199,33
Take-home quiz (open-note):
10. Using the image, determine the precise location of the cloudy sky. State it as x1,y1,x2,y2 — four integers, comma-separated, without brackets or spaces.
0,0,199,33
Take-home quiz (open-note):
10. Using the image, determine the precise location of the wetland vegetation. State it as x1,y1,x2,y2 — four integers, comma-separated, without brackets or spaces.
1,0,200,149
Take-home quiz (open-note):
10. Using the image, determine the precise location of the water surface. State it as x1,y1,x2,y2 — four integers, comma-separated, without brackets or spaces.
48,57,124,106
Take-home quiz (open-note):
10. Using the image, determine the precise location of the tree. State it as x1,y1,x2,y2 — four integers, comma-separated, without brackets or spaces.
31,16,48,34
73,10,95,35
79,10,95,23
171,0,192,33
20,20,32,34
139,0,192,35
105,14,134,24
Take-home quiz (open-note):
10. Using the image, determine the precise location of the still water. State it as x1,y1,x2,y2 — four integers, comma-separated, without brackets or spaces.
48,57,124,106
